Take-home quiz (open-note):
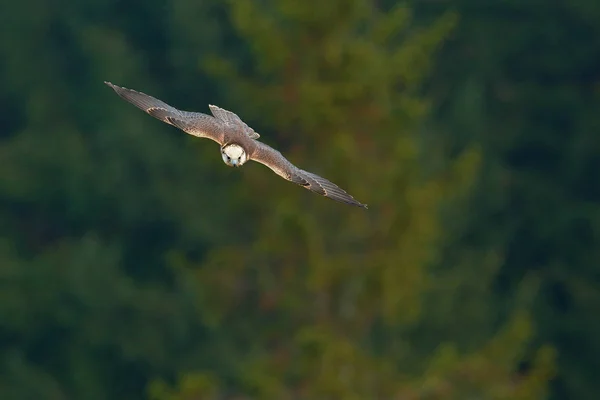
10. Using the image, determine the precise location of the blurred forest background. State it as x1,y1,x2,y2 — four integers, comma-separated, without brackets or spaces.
0,0,598,399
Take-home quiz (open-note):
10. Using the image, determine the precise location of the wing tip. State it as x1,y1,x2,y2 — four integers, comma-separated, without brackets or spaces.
104,81,136,94
104,81,126,94
349,199,368,209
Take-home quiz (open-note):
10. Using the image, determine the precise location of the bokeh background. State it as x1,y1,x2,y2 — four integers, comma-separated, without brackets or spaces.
0,0,598,399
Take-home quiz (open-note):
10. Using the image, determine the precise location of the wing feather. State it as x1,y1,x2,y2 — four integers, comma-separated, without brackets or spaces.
209,104,260,139
250,141,367,209
105,81,224,144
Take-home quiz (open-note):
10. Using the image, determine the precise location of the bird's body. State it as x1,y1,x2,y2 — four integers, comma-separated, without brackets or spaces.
105,81,367,209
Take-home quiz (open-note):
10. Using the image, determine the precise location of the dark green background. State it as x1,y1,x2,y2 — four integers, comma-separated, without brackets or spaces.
0,0,597,399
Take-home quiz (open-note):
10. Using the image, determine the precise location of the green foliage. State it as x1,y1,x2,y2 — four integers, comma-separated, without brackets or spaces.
151,1,554,399
0,0,579,398
414,1,600,398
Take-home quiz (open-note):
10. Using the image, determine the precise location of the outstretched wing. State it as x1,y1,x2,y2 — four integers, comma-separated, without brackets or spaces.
250,141,367,209
209,104,260,139
105,82,224,144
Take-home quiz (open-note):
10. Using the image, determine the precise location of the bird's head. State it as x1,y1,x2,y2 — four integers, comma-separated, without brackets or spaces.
221,144,247,167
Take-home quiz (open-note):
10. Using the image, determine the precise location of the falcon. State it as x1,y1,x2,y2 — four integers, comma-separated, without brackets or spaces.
104,82,367,209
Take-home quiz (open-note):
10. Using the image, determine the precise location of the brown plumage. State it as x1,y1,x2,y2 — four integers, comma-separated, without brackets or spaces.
105,81,367,209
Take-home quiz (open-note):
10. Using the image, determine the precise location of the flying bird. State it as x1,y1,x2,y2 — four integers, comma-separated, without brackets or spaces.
104,81,367,209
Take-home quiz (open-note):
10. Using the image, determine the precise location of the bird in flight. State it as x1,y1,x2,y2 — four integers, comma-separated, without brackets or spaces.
104,82,367,209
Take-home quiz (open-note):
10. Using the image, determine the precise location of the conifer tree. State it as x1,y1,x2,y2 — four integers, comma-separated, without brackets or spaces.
151,1,555,399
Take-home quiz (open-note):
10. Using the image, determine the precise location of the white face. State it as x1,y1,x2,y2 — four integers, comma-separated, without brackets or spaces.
221,144,247,167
